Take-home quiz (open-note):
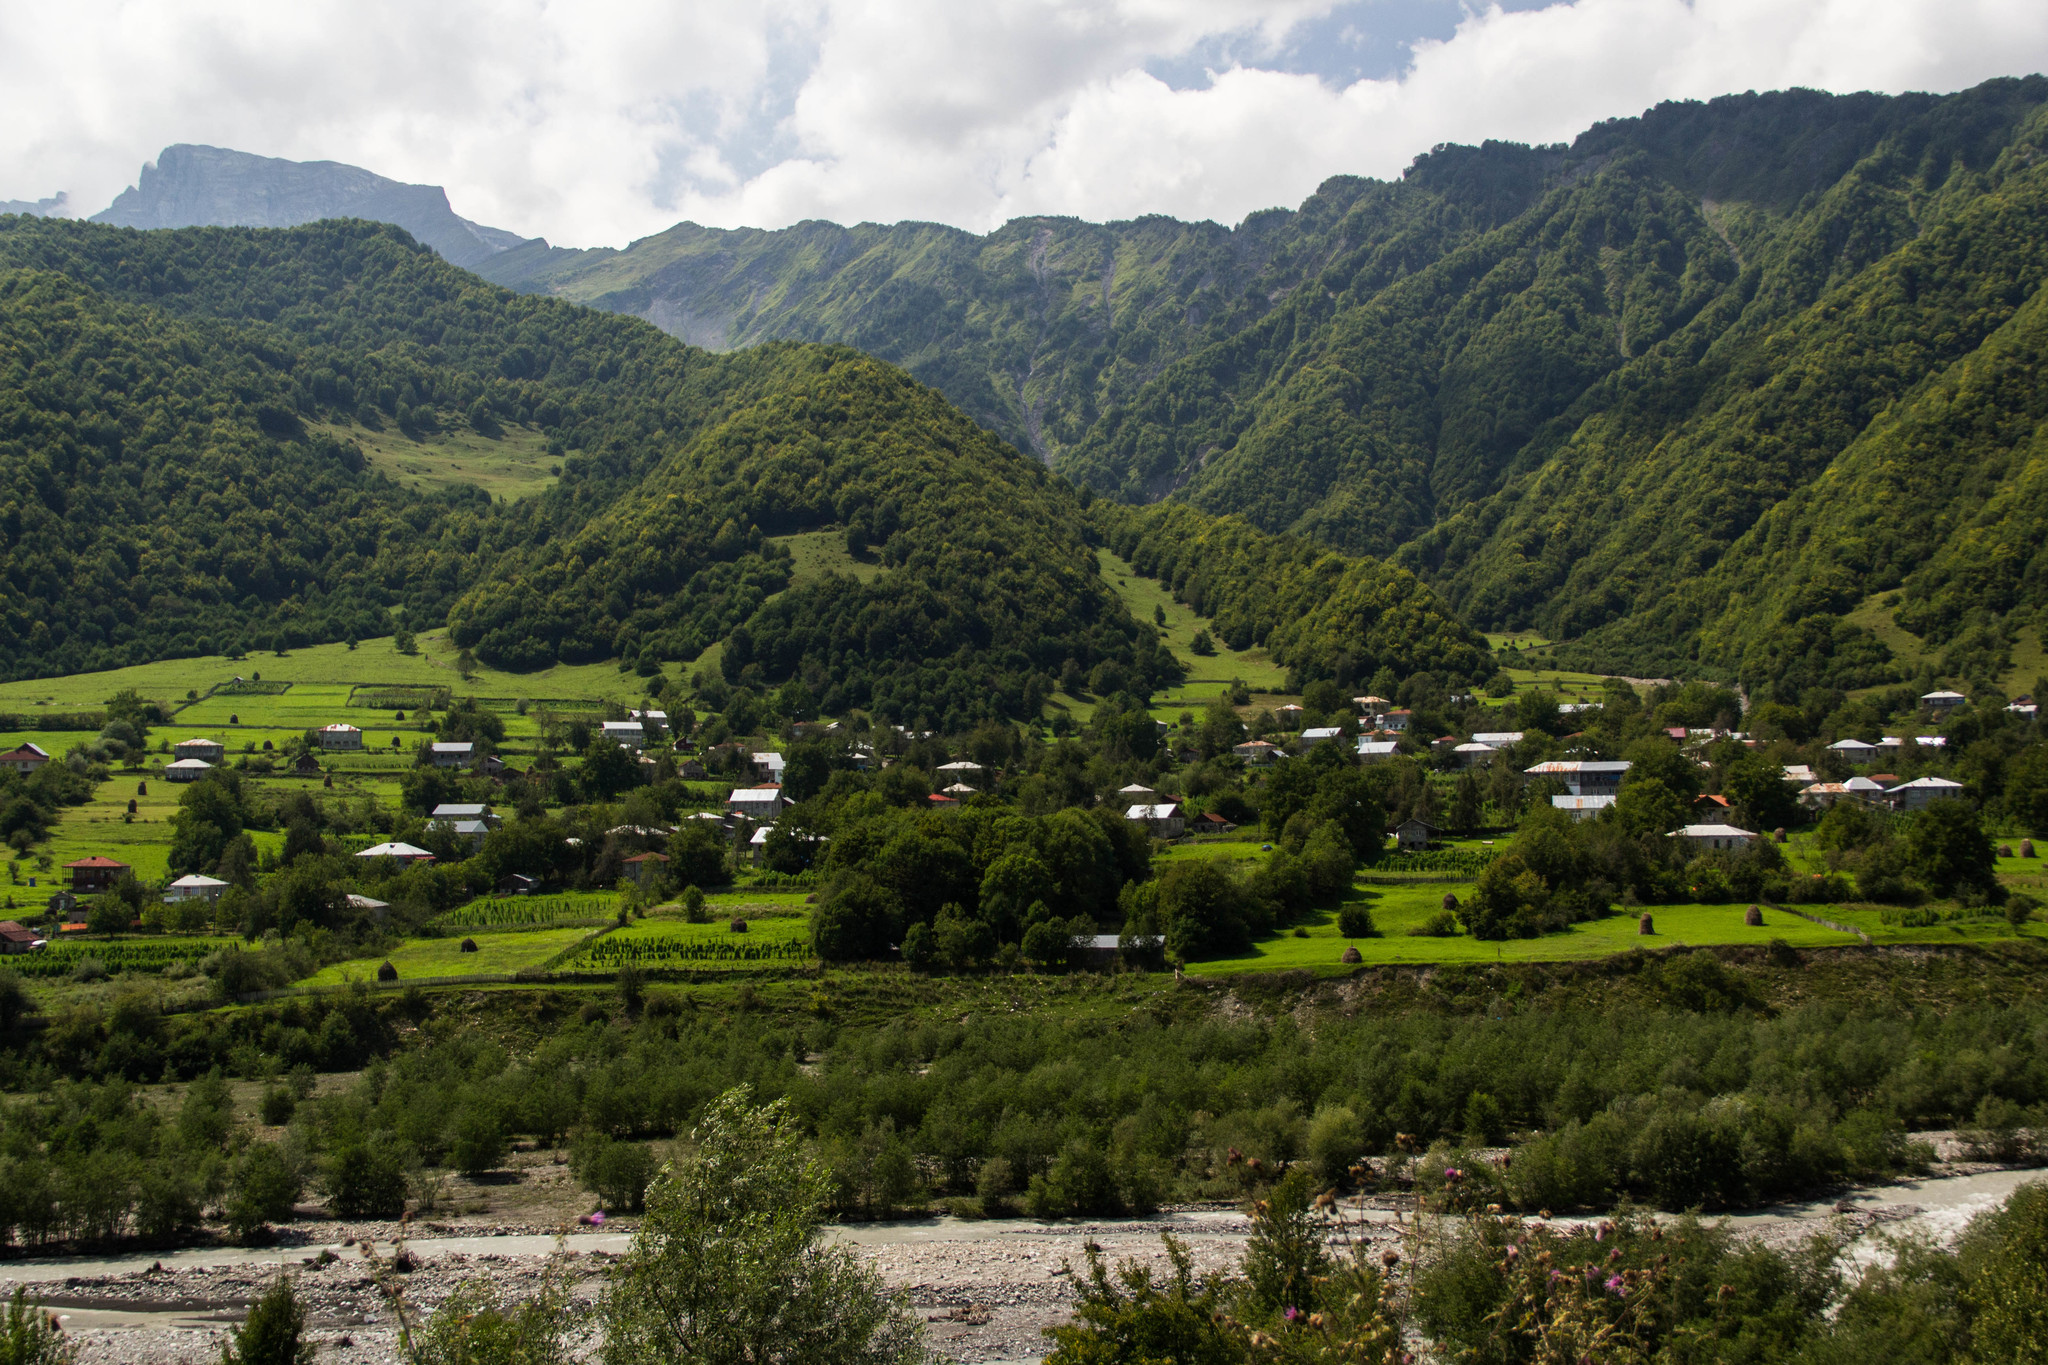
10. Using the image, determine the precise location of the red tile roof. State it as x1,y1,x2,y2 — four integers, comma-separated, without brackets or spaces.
63,856,129,869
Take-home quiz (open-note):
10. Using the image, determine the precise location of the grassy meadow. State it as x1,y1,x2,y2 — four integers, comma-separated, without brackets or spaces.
316,418,561,502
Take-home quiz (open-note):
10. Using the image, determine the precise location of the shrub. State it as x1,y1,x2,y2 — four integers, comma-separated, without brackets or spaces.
1410,911,1459,937
324,1140,408,1219
1337,904,1376,938
226,1143,302,1241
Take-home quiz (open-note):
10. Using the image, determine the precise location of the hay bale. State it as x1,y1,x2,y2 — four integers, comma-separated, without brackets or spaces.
2023,839,2037,858
1744,905,1763,927
729,917,749,933
2000,844,2014,858
459,938,478,953
1775,827,1788,843
1341,946,1362,964
1441,893,1460,911
376,960,398,982
1637,913,1655,935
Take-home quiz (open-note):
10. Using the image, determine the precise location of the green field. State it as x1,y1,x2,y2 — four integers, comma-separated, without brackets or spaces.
298,926,595,986
317,419,561,502
574,914,814,971
771,529,886,588
0,630,662,713
1097,549,1291,700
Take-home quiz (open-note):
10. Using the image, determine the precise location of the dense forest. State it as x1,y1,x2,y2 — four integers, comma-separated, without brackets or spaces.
493,80,2048,696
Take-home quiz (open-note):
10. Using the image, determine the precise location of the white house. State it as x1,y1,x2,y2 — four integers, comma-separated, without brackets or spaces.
1125,803,1185,838
165,874,228,903
1799,779,1888,810
1453,742,1500,768
1117,782,1159,802
2007,700,2037,718
628,708,668,737
164,758,214,782
1471,731,1526,747
318,723,364,751
726,786,785,821
355,841,436,865
431,803,500,828
429,742,475,768
750,751,787,781
1233,740,1282,764
1553,794,1615,821
1379,709,1413,733
1915,736,1948,749
1782,764,1819,785
1889,776,1966,810
601,720,645,750
1356,739,1399,761
1300,726,1344,749
936,760,985,777
942,782,978,797
1668,823,1758,851
172,737,225,764
1922,690,1967,710
1524,760,1631,797
1827,738,1880,757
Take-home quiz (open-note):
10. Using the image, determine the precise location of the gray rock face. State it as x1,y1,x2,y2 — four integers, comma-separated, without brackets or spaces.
92,145,529,269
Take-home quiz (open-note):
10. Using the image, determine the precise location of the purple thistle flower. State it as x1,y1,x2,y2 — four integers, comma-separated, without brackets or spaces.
1284,1306,1299,1321
1605,1274,1626,1296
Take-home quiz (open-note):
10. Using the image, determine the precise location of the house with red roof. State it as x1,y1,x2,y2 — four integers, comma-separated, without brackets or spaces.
64,856,129,893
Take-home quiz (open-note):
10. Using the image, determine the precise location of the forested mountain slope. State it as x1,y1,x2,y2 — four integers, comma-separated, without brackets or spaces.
0,216,1495,716
490,79,2048,696
0,217,1166,713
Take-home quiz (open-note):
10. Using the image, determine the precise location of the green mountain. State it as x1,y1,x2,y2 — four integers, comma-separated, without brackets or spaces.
0,216,1492,715
492,79,2048,697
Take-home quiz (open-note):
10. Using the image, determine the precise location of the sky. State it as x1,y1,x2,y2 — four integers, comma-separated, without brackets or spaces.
3,0,2047,249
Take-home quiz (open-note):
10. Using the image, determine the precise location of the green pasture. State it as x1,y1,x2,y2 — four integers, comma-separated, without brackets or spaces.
0,630,660,713
30,777,283,886
1097,549,1291,697
770,529,886,588
317,419,560,502
298,926,594,986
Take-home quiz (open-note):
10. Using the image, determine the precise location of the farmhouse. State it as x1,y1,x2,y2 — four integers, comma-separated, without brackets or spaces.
1827,738,1880,757
164,758,214,782
1921,690,1967,710
1552,794,1615,821
173,737,226,764
428,742,475,768
1355,739,1399,761
1452,742,1499,768
750,751,786,781
1888,776,1966,810
1379,709,1413,733
1117,782,1158,803
1233,740,1281,764
1668,824,1757,851
1194,812,1237,833
355,842,435,865
318,723,364,751
1797,776,1889,810
64,856,129,892
1276,704,1306,727
1470,731,1526,747
0,743,49,775
430,803,500,829
1125,803,1185,839
601,720,645,749
1524,760,1631,797
1300,726,1344,749
1393,818,1439,851
0,922,41,953
628,708,668,737
726,786,785,821
936,760,986,778
165,874,228,903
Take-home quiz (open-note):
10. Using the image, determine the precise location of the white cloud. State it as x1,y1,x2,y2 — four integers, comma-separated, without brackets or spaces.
1,0,2044,248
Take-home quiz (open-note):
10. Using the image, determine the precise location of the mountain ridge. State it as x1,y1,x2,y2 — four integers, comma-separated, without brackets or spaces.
92,144,530,270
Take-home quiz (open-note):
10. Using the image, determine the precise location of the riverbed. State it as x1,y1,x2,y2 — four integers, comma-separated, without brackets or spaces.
9,1166,2040,1364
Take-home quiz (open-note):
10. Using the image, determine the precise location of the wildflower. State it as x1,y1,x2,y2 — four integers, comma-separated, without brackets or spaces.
1504,1244,1518,1261
1605,1274,1626,1296
591,1211,605,1225
1284,1307,1300,1322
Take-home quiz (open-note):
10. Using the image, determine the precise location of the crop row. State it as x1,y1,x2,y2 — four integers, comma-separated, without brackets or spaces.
1376,848,1500,875
6,939,224,978
576,937,811,968
438,896,615,927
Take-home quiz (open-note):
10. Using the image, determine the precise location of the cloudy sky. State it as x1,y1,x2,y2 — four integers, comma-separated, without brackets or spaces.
4,0,2047,248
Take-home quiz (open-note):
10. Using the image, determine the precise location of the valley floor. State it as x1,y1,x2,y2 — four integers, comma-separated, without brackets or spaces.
17,1153,2042,1364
